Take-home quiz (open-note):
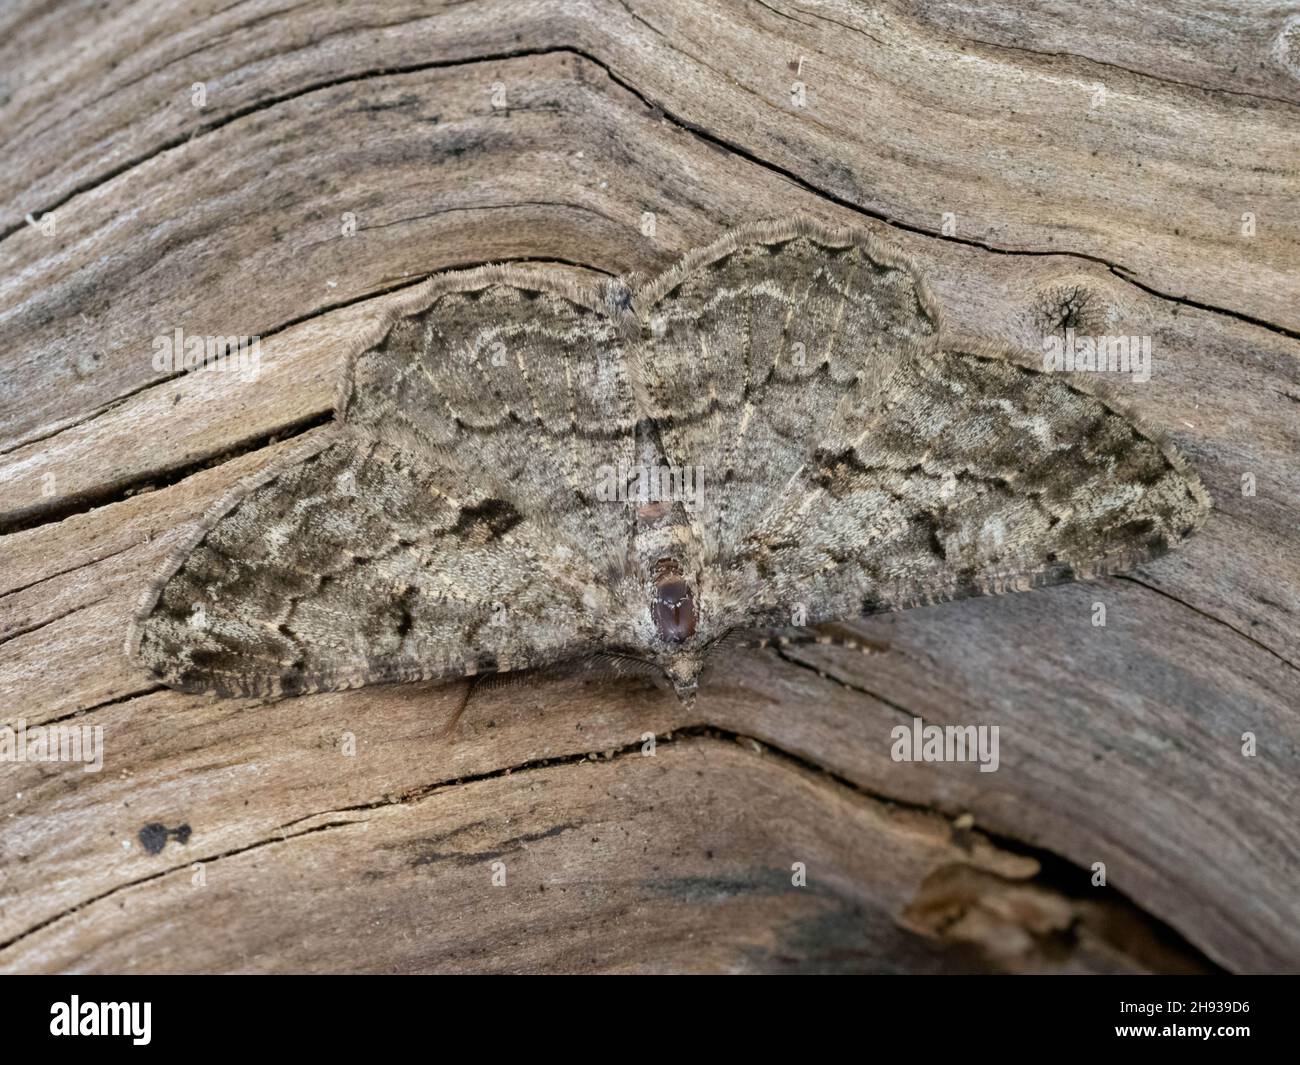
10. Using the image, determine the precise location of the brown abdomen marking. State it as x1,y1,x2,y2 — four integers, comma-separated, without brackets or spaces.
651,559,696,642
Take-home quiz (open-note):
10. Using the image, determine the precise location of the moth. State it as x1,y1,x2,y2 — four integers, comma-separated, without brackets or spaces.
129,218,1209,705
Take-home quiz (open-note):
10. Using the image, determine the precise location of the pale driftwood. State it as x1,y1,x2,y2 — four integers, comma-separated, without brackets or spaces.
0,0,1296,973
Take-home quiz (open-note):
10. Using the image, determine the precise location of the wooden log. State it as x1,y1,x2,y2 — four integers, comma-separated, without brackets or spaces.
0,0,1296,973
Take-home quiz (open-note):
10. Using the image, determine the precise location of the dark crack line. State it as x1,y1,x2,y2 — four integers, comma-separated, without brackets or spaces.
0,409,335,539
0,45,585,244
753,0,818,31
1,539,139,602
0,270,434,459
614,0,838,137
1,728,717,957
1,46,1295,341
769,643,917,721
0,368,202,459
587,29,1299,339
0,818,365,956
4,685,166,730
788,5,886,47
612,0,669,47
356,200,627,235
793,1,1296,109
274,727,713,827
616,80,1300,341
1117,574,1300,674
0,722,1219,970
594,47,1297,339
1105,263,1299,341
927,25,1300,111
0,595,108,649
0,0,299,146
0,252,613,539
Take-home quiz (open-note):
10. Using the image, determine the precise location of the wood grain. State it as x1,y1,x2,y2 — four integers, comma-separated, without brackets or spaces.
0,0,1296,973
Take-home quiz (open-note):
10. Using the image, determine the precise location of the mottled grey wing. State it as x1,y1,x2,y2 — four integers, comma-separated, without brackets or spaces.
730,342,1210,626
629,218,941,623
129,266,637,697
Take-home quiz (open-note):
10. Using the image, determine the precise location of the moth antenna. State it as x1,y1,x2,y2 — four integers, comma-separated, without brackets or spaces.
439,671,535,739
737,627,891,656
583,651,660,680
708,629,755,652
439,680,475,740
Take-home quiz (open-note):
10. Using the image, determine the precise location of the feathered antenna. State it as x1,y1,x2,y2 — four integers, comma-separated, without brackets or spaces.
726,627,890,656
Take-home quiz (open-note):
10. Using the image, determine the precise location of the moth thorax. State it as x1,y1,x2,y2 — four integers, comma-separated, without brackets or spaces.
651,558,696,642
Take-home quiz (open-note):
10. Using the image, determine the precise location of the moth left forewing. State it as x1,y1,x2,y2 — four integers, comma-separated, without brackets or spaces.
128,432,604,697
131,264,633,699
338,265,639,577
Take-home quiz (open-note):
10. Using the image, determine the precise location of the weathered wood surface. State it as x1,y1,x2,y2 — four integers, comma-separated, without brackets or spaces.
0,0,1296,973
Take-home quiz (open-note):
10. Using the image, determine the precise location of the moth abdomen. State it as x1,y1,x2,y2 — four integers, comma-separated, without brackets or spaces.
650,557,697,643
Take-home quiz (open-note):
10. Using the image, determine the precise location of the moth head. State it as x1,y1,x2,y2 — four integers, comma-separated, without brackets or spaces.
660,651,704,706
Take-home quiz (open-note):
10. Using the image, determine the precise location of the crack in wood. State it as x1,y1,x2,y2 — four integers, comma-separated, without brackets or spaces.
1,46,1295,341
2,685,165,731
1117,574,1300,674
0,818,366,958
795,5,1300,110
0,724,1221,970
0,410,335,538
0,596,108,649
0,46,577,244
0,540,140,601
769,642,918,720
0,254,613,535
